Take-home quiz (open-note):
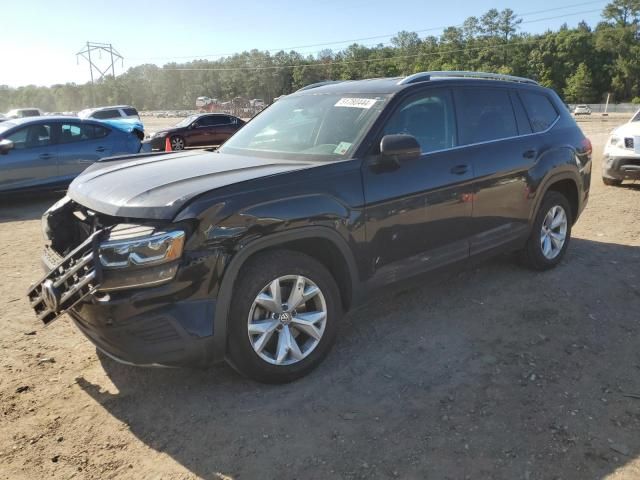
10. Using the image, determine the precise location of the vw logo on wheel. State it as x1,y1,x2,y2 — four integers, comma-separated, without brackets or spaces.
41,279,60,311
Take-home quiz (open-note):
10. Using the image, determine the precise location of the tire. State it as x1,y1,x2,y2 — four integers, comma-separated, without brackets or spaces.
227,249,341,383
169,135,185,151
602,177,622,186
519,191,573,271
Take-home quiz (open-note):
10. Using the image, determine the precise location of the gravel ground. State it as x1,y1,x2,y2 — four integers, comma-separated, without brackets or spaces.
0,118,639,480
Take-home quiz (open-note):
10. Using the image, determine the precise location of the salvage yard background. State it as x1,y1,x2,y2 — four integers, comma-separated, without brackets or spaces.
1,116,639,480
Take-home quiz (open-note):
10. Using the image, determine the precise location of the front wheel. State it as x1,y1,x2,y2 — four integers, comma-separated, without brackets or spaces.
227,250,341,383
169,135,185,151
519,191,572,271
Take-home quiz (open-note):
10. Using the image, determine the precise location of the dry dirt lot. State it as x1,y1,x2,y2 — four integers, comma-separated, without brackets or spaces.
1,118,639,480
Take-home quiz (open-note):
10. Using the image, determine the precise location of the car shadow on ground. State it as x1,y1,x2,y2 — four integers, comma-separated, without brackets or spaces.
0,193,63,223
76,237,640,479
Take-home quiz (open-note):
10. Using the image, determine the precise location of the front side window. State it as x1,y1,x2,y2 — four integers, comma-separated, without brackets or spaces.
382,89,456,153
220,93,389,160
455,88,518,145
519,91,559,133
123,107,138,116
6,124,51,149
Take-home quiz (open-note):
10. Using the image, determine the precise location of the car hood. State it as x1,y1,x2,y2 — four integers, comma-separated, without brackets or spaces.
68,150,317,220
611,121,640,137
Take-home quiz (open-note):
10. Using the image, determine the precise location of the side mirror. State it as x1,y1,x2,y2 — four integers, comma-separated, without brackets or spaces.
0,139,14,155
379,134,420,165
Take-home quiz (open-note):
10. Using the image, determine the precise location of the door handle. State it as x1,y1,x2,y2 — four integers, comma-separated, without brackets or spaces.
96,146,105,152
450,164,469,175
39,153,52,160
523,149,537,159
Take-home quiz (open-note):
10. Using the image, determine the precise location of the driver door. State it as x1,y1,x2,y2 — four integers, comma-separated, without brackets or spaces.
0,123,59,192
362,88,475,287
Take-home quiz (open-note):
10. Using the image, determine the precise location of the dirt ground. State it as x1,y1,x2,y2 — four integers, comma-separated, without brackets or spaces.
1,117,639,480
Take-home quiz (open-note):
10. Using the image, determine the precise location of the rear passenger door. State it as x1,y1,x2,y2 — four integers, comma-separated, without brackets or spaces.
453,87,536,256
57,122,112,180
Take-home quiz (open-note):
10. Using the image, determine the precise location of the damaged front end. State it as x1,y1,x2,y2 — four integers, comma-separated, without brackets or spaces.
28,196,187,326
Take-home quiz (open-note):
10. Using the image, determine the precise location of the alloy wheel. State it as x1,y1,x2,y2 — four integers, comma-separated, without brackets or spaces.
170,137,184,150
540,205,568,259
247,275,327,366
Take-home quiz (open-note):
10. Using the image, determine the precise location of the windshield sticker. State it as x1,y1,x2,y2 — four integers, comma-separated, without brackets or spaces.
334,142,352,155
334,98,377,109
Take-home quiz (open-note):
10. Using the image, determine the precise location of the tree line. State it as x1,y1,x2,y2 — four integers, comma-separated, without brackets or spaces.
1,0,639,113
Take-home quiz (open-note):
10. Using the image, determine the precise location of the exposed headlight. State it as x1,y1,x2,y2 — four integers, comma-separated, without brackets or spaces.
97,230,185,291
152,131,168,138
609,135,622,147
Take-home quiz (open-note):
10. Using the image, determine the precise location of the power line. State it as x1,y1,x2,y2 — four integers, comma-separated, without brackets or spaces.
129,0,607,62
160,9,604,74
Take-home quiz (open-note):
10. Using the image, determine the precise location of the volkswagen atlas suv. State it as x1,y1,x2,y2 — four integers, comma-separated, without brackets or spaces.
28,71,592,383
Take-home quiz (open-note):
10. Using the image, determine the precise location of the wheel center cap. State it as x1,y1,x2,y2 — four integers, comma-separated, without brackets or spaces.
278,312,292,324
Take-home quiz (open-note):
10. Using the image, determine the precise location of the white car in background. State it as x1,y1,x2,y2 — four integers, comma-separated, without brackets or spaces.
602,108,640,186
573,104,592,115
78,105,139,120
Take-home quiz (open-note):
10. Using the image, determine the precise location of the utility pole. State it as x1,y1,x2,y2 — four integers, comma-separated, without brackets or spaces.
76,42,124,107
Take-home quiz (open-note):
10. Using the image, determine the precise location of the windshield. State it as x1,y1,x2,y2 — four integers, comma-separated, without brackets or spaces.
219,93,389,160
174,115,198,128
631,109,640,122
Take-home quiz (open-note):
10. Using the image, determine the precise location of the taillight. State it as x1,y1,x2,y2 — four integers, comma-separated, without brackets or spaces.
581,137,592,155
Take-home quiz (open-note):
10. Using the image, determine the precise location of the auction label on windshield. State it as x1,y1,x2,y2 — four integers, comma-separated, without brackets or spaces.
335,98,377,109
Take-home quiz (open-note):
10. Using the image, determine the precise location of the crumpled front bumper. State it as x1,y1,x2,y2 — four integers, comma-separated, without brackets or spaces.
34,237,223,367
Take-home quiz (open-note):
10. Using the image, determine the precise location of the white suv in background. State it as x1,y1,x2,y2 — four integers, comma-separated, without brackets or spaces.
78,105,140,120
573,104,592,115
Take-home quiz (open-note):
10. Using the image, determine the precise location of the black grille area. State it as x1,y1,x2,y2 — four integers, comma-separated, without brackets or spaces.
624,137,634,149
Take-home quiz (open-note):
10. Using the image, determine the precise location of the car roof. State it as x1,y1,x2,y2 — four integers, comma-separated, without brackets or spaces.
290,72,544,96
1,116,110,126
81,105,134,112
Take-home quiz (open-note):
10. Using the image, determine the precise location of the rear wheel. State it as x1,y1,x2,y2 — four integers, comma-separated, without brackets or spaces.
520,191,572,271
602,177,622,186
227,250,341,383
169,135,185,150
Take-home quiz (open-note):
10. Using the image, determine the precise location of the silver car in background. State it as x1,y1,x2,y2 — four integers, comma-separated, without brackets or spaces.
0,116,145,194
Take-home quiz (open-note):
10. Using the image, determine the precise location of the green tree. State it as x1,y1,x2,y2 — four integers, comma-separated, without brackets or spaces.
564,63,597,102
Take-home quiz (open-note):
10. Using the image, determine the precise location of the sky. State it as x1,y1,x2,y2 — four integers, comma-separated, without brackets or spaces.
1,0,608,87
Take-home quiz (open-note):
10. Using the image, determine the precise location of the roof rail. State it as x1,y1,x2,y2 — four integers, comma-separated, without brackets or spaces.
296,80,346,92
398,71,538,86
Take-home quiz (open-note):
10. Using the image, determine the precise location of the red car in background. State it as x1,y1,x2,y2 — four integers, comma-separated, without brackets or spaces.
147,113,245,151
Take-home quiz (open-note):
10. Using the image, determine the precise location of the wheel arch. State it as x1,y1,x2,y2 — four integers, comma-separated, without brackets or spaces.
531,171,581,226
211,226,360,362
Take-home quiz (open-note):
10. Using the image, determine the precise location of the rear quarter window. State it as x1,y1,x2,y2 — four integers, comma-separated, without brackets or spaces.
519,91,559,133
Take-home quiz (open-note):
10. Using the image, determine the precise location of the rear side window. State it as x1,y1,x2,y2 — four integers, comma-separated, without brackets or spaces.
92,109,121,119
83,124,109,139
454,88,518,145
519,92,559,132
123,107,138,116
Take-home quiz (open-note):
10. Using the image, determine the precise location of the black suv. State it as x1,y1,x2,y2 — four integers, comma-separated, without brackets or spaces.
29,71,592,383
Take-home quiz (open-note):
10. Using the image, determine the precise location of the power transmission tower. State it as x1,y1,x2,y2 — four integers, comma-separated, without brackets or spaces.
76,42,124,107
